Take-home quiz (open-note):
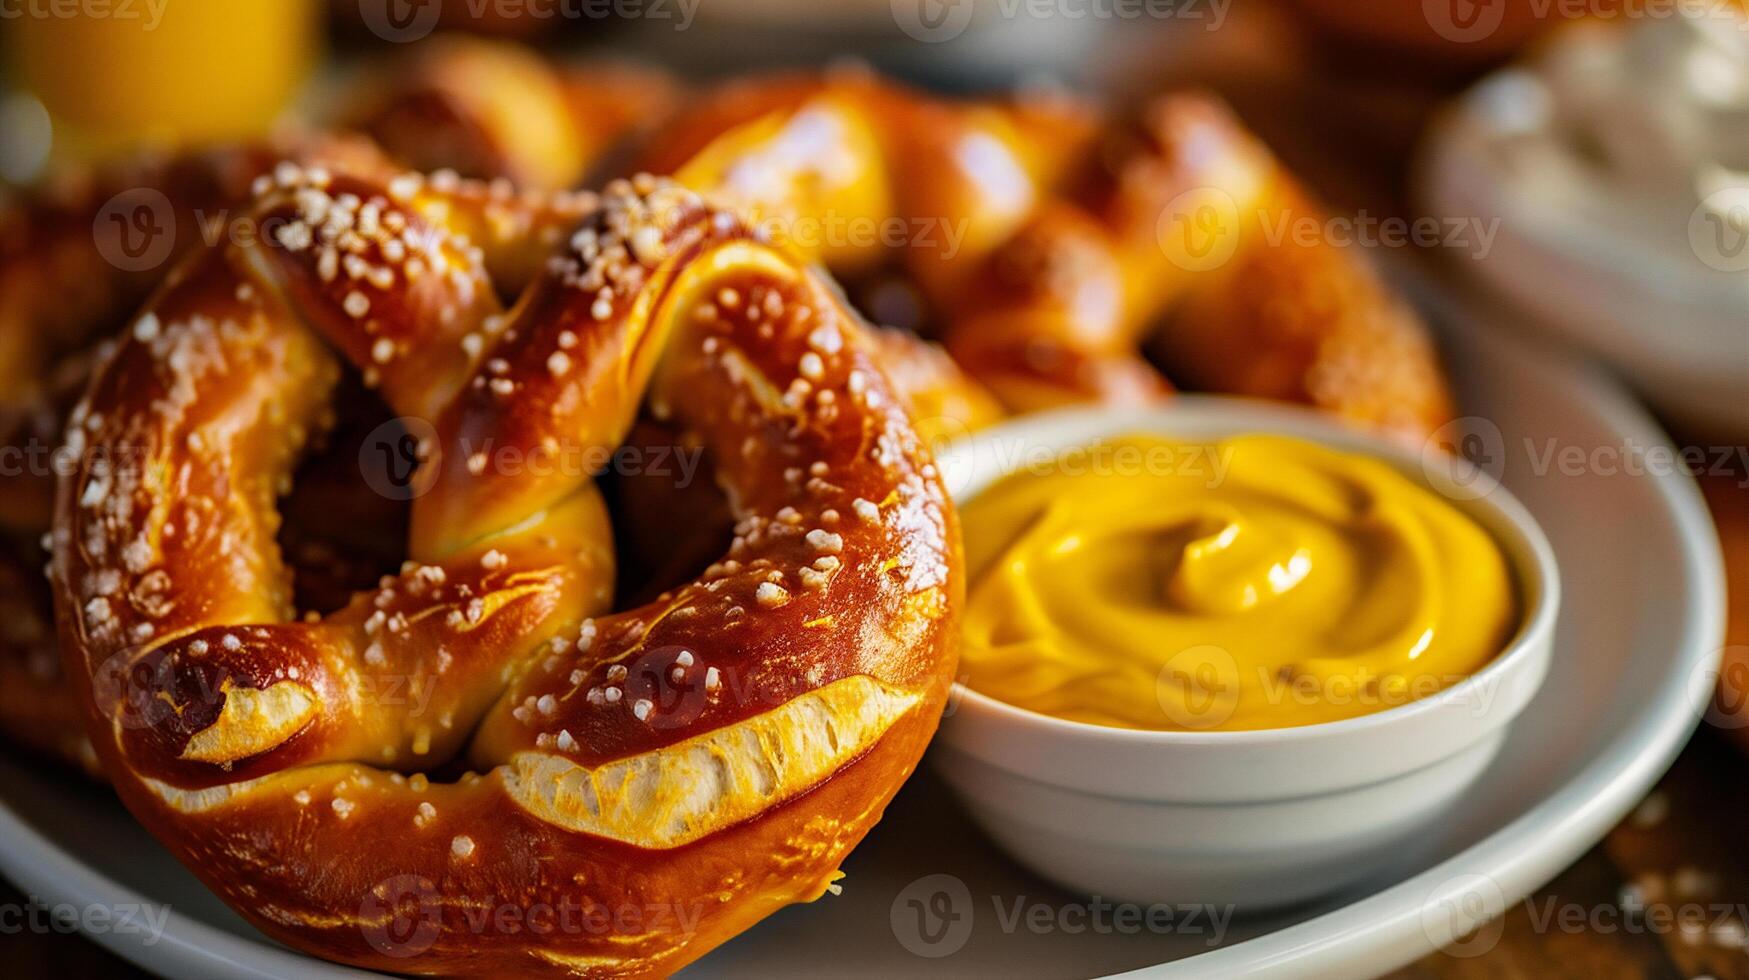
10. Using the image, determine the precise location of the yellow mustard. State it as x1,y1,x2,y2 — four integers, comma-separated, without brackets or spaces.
959,434,1517,731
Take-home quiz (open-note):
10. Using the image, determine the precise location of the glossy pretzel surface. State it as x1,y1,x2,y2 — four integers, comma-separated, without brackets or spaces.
51,168,960,976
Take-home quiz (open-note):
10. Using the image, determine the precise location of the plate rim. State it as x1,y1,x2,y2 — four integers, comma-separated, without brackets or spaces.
0,301,1726,980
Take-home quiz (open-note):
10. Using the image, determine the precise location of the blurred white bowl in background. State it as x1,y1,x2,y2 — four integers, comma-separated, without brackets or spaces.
1419,36,1749,443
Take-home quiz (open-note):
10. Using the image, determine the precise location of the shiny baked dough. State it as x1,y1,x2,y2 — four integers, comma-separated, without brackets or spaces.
50,168,961,977
503,676,919,847
645,74,1454,440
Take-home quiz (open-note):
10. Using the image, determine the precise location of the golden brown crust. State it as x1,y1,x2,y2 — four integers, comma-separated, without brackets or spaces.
860,328,1005,446
0,135,392,775
50,167,961,975
1121,97,1455,443
641,75,1453,439
1,39,672,778
348,36,679,192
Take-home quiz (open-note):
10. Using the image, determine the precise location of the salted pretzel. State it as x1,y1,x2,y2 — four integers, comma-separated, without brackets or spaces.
1,39,684,775
641,71,1454,442
2,36,668,535
2,33,675,482
50,165,961,975
345,35,679,192
0,137,399,529
0,137,399,775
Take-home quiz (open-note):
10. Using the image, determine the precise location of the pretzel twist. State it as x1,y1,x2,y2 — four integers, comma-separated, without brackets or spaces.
2,34,674,517
2,38,683,773
644,73,1454,441
0,137,397,533
347,36,679,192
51,167,960,975
0,137,394,773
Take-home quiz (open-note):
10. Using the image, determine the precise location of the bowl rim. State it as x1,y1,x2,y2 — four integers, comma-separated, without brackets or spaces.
937,396,1562,749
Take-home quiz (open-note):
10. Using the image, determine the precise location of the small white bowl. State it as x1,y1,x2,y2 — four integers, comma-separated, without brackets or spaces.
1418,77,1749,442
931,399,1560,911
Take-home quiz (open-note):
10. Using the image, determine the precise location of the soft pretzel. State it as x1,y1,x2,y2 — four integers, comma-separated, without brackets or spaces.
1,39,682,774
641,72,1454,442
0,137,393,774
346,36,679,192
0,135,392,535
50,166,961,975
2,37,676,496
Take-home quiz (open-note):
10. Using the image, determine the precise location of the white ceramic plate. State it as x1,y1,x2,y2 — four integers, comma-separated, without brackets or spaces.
0,293,1725,978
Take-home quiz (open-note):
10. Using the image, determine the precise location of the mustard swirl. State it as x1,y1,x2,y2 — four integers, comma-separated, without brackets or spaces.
959,434,1517,731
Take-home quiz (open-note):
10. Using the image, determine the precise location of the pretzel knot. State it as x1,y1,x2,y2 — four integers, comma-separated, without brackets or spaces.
50,167,961,976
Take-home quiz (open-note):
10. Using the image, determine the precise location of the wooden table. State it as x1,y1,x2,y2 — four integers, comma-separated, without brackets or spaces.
3,3,1742,976
1391,729,1749,979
